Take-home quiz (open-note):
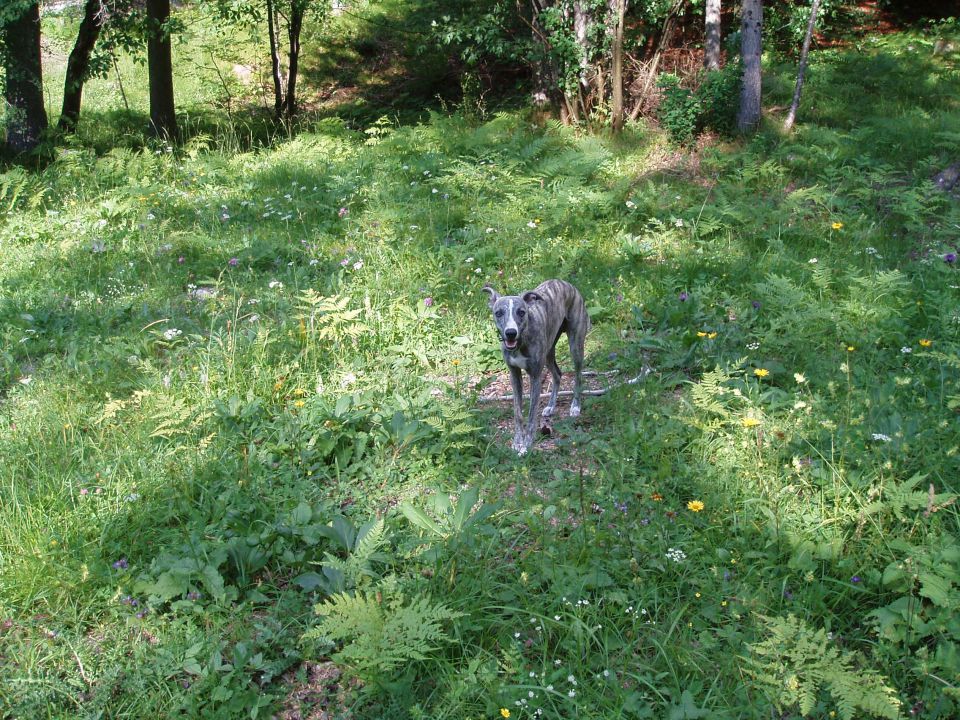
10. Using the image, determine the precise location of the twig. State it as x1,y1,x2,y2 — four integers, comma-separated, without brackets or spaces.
478,368,652,403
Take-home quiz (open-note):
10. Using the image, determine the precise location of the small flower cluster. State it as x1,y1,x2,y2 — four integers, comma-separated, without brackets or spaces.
665,547,687,563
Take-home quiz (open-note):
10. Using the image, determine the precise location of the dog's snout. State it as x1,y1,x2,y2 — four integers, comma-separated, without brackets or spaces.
504,328,518,340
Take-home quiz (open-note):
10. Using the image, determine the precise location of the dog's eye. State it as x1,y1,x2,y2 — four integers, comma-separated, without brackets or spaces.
495,310,504,318
517,310,525,318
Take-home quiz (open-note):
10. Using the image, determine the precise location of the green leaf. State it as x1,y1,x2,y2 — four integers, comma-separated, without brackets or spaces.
452,486,479,531
291,501,312,525
918,572,952,606
400,502,444,537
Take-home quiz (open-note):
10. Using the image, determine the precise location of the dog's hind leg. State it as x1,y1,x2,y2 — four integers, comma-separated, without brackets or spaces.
542,347,562,417
568,326,586,418
509,366,526,454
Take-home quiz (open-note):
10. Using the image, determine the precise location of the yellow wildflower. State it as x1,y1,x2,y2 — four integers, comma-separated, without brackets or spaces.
847,345,855,352
753,368,769,378
707,331,717,339
919,338,933,348
832,222,843,230
501,709,511,719
293,400,305,408
687,500,705,512
697,331,707,338
742,417,761,428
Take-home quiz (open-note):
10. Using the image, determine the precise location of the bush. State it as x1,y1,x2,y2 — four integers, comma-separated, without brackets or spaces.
658,65,741,145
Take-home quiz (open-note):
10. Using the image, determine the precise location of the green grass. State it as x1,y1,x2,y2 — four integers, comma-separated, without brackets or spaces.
1,10,960,720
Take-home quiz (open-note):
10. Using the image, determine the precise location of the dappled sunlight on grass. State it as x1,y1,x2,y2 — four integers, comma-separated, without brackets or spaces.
2,21,960,718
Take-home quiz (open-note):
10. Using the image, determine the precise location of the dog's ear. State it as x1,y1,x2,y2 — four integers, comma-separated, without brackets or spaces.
522,291,543,303
482,284,500,308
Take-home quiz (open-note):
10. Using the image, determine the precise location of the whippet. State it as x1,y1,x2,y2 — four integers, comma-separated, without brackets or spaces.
483,279,590,455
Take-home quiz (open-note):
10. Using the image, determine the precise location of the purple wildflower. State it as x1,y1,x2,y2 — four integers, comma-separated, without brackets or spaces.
945,252,957,264
851,575,862,584
752,300,762,310
340,258,350,267
338,207,348,218
178,256,185,264
614,500,628,513
424,297,434,307
228,257,239,267
679,291,689,302
112,557,128,570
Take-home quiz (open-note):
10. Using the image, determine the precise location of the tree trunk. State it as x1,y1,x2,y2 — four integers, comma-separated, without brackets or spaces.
266,0,285,116
704,0,721,70
610,0,626,133
3,2,48,153
529,0,568,120
783,0,821,132
573,1,591,118
736,0,763,134
59,0,106,132
146,0,177,140
283,1,305,117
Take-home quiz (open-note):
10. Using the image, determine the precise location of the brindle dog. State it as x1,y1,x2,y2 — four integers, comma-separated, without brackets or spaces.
483,279,590,454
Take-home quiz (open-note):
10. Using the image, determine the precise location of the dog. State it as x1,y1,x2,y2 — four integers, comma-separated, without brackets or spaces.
483,279,590,455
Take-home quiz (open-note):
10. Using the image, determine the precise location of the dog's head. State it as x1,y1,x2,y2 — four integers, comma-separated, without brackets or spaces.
482,285,542,351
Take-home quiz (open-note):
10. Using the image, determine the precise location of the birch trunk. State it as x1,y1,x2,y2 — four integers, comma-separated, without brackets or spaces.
704,0,721,70
783,0,821,132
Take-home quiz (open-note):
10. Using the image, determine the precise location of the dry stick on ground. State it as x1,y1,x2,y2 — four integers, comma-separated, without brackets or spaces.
478,367,653,403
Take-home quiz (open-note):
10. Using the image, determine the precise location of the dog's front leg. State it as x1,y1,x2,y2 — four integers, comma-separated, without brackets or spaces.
509,366,526,454
522,369,543,454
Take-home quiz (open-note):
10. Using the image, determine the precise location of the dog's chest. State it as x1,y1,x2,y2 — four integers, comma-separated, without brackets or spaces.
505,351,530,370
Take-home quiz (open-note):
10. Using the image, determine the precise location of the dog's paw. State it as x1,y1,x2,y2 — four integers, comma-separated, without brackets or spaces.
569,403,581,418
542,404,555,417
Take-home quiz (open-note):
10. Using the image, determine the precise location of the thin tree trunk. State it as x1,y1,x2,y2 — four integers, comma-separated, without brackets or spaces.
284,1,305,117
783,0,821,132
3,2,48,153
736,0,763,133
704,0,721,70
266,0,285,117
146,0,177,140
610,0,626,133
573,0,591,117
59,0,106,132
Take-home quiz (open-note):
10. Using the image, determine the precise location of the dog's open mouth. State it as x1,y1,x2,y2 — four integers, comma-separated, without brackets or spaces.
504,337,518,350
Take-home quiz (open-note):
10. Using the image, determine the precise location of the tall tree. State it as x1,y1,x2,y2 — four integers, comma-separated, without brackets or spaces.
783,0,821,132
146,0,177,139
59,0,107,132
736,0,762,133
2,1,47,152
704,0,721,70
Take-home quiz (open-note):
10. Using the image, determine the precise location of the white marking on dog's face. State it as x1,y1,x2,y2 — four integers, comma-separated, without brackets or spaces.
491,295,528,351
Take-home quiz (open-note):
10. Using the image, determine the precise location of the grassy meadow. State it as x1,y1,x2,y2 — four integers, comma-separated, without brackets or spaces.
1,6,960,719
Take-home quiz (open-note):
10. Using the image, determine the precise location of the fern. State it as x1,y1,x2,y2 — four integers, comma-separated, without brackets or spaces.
320,518,389,591
305,578,463,679
744,614,902,720
862,473,955,521
150,397,213,439
296,291,367,343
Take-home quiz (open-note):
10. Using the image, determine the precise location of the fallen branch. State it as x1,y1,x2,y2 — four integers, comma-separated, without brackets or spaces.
478,367,652,403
